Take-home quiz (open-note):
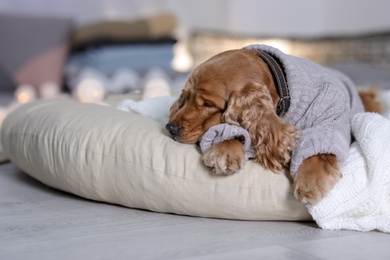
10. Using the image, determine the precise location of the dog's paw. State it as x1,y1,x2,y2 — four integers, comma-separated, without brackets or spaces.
202,139,245,175
293,154,342,204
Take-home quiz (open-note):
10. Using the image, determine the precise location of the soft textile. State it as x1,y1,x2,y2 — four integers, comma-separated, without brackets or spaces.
117,96,177,124
71,13,176,50
244,45,365,176
200,124,255,160
1,100,310,221
307,111,390,233
67,43,175,74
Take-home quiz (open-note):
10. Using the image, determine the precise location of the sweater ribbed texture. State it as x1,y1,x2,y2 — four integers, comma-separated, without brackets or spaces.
200,45,364,176
244,45,364,175
199,124,255,160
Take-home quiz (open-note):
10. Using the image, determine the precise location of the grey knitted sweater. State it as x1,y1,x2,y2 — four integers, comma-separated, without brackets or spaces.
200,44,364,176
200,124,255,160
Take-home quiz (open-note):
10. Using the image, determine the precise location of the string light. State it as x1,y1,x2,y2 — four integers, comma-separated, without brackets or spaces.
142,68,171,99
15,84,37,104
74,77,106,103
39,82,61,99
111,69,140,93
0,106,6,128
171,42,194,72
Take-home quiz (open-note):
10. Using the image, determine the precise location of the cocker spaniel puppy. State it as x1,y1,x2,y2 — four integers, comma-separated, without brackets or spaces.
166,44,381,204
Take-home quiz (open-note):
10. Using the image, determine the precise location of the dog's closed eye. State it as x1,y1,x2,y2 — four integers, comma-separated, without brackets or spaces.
204,101,217,108
178,93,186,109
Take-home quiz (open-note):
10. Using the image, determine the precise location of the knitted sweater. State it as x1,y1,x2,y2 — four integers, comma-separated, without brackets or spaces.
200,44,364,176
199,124,255,160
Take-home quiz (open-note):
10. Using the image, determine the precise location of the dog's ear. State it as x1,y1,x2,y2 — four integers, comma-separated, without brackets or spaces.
223,83,298,173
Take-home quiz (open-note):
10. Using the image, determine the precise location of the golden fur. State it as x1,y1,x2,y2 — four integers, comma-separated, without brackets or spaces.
167,49,382,203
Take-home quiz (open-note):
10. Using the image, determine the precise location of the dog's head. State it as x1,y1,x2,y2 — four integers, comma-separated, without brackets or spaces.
167,49,277,143
166,49,298,171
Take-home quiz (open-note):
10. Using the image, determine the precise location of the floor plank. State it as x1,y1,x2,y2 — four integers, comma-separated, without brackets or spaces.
1,163,390,259
186,245,322,260
285,232,390,260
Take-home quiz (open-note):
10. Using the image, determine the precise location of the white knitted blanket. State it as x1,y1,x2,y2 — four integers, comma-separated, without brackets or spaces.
307,111,390,232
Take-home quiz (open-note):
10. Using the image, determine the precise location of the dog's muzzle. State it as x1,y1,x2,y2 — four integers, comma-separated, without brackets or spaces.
166,123,181,137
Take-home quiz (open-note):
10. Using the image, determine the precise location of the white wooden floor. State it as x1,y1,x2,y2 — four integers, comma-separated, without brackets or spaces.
1,162,390,260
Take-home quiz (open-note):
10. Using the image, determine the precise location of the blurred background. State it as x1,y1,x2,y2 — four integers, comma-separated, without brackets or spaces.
1,0,390,107
2,0,390,37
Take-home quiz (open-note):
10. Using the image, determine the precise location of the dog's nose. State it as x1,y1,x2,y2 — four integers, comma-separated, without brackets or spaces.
166,123,181,136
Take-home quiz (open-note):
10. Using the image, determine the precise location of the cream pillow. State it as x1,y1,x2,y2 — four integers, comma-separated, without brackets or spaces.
1,100,310,220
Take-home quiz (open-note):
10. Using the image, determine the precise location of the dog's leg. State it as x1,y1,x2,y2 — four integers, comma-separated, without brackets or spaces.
293,154,342,204
202,139,245,175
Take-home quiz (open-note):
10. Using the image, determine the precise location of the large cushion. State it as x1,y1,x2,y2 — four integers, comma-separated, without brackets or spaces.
1,100,310,220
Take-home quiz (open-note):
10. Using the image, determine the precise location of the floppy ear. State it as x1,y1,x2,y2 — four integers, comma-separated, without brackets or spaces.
223,83,299,173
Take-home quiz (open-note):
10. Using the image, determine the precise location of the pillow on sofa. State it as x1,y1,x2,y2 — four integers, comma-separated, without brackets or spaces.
1,99,310,220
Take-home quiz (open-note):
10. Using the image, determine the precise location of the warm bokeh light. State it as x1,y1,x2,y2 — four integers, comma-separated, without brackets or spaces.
171,42,194,72
142,68,171,99
261,39,292,54
143,79,171,99
17,92,30,103
74,78,106,103
0,106,6,128
15,84,37,104
111,69,140,93
40,82,61,99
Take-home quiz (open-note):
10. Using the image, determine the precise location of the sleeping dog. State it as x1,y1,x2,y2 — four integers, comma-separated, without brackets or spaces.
166,45,381,203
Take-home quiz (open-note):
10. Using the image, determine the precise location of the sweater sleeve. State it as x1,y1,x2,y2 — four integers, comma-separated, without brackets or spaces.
199,124,255,160
289,83,352,176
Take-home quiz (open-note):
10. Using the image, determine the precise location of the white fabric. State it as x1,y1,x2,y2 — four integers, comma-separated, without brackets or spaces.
116,96,176,124
1,100,310,221
307,112,390,233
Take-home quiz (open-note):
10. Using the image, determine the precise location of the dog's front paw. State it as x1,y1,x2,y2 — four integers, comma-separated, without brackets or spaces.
202,139,245,175
293,154,342,204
